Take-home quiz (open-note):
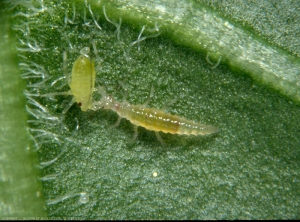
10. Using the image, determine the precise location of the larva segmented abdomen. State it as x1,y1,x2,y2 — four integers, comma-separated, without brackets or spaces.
176,118,219,135
118,104,218,135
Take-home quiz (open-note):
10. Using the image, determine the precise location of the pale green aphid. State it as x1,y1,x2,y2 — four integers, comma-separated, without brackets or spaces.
43,47,96,113
67,47,96,113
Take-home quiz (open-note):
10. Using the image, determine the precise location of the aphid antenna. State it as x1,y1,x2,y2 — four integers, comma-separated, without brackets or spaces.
91,40,102,71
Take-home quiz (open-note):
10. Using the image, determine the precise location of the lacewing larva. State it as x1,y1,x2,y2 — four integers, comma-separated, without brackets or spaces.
93,87,219,145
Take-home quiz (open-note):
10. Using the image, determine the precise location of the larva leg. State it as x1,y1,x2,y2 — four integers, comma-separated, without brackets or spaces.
117,80,128,101
155,132,165,146
161,98,177,110
96,85,107,97
109,116,122,129
143,85,154,106
128,125,138,145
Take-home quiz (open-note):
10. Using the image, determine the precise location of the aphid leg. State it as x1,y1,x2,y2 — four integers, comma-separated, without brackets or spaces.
91,40,101,69
63,51,71,84
127,126,139,145
62,97,76,114
40,91,72,98
155,132,165,146
143,85,154,106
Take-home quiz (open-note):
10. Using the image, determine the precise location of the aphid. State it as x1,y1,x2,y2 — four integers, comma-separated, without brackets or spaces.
93,87,219,145
42,47,96,113
67,47,96,112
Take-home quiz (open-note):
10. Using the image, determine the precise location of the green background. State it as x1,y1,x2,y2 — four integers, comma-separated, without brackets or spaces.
1,0,299,219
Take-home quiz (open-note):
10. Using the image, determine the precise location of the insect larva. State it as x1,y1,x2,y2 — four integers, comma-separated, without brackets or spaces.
93,87,219,145
41,47,96,113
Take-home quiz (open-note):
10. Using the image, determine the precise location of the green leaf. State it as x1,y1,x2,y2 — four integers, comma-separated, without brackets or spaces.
4,0,300,219
0,2,47,217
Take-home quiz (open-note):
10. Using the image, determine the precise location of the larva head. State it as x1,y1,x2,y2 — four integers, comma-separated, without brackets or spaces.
92,94,114,111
